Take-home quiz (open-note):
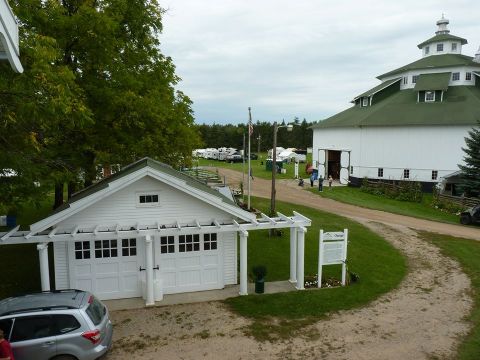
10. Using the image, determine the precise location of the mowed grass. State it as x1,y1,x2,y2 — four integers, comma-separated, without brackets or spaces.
419,232,480,360
307,186,459,224
225,197,407,340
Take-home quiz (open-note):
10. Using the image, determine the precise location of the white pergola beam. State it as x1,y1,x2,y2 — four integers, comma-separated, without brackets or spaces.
71,225,79,237
260,212,276,224
48,226,58,239
0,225,19,242
277,212,294,224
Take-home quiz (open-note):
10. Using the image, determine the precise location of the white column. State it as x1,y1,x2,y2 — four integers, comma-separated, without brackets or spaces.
145,235,155,306
296,228,306,290
239,231,248,295
289,227,297,283
37,243,50,291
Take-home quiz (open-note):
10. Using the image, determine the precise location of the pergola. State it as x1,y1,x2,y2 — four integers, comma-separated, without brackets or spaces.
0,0,23,73
1,211,311,305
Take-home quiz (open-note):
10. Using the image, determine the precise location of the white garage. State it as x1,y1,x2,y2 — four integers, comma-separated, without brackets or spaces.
0,158,311,305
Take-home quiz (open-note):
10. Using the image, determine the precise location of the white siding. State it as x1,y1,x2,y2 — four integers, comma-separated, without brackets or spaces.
53,241,69,289
222,232,237,285
57,176,234,228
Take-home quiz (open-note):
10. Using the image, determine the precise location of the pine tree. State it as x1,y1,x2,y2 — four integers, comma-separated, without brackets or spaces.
459,121,480,197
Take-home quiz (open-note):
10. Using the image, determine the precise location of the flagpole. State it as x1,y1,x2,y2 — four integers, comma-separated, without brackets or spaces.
248,107,252,210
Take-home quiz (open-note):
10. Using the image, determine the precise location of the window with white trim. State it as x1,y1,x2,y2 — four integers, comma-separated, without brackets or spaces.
378,168,384,178
466,72,472,81
179,234,200,252
425,46,430,55
412,75,418,83
452,72,460,81
362,97,369,107
403,77,408,85
160,236,175,254
94,239,118,258
75,241,91,260
403,169,410,179
204,233,217,251
122,238,137,256
437,43,444,52
451,43,457,51
432,170,438,180
137,193,159,206
425,91,435,102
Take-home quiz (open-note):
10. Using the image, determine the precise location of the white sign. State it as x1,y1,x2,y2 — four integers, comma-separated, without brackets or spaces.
318,229,348,288
294,162,299,178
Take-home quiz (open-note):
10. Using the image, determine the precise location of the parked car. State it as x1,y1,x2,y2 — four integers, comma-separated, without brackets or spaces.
226,152,243,163
249,153,258,160
460,204,480,225
0,289,113,360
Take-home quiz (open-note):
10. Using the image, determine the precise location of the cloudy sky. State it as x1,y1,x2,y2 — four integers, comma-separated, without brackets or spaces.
159,0,480,125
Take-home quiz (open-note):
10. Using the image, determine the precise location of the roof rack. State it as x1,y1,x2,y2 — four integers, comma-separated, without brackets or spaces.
0,305,78,316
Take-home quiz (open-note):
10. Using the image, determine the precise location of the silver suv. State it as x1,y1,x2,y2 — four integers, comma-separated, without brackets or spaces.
0,289,113,360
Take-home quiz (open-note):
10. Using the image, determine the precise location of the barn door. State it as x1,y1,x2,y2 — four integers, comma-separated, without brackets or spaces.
317,149,327,179
339,151,351,185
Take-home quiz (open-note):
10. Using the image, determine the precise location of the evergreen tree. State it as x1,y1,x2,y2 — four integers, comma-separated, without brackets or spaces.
459,121,480,197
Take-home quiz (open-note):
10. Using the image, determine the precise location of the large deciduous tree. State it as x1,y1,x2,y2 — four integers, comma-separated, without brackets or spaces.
459,121,480,197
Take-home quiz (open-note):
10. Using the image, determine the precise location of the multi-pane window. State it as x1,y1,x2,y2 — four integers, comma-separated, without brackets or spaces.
432,170,438,180
94,239,118,258
425,46,430,55
451,43,457,51
403,77,408,85
179,234,200,252
378,168,384,178
425,91,435,102
122,238,137,256
452,72,460,81
74,241,91,260
466,72,472,81
204,233,218,251
160,236,175,254
362,97,368,107
412,75,418,83
138,194,158,204
437,43,444,52
403,169,410,179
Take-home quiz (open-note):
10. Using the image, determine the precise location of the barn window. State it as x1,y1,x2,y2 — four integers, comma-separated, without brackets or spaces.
425,91,435,102
204,233,217,251
94,239,118,258
466,72,472,81
403,77,408,85
403,169,410,179
179,234,200,252
362,97,369,107
425,46,430,55
160,236,175,254
451,43,457,51
432,170,438,180
122,238,137,256
137,192,160,206
412,75,418,83
75,241,91,260
378,168,384,178
452,72,460,81
437,43,444,52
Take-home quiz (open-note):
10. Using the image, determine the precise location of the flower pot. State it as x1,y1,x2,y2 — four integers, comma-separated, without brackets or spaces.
255,278,265,294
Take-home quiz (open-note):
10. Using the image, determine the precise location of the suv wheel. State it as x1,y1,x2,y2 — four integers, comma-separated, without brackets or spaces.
51,355,78,360
460,213,472,225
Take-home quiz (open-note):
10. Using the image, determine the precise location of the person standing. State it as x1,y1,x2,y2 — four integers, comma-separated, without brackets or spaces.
0,329,14,360
328,175,333,188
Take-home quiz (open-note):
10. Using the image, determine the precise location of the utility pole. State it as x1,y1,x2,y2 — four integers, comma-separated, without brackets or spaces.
270,122,278,217
257,134,261,154
248,107,252,210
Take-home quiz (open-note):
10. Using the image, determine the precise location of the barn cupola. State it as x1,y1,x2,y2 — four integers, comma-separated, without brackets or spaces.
417,15,467,57
474,46,480,63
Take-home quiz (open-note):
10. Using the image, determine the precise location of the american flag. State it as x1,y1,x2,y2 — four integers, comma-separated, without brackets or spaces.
248,122,253,136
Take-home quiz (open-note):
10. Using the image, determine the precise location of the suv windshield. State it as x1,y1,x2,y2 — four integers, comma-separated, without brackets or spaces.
85,297,105,326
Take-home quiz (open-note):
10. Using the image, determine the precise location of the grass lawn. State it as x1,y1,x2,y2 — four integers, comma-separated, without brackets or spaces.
196,152,312,181
225,197,407,340
419,232,480,360
307,186,459,224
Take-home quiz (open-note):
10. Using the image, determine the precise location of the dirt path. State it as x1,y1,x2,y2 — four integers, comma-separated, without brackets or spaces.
104,168,475,359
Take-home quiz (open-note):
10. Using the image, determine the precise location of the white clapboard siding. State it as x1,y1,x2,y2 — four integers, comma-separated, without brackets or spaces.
58,176,233,228
222,232,237,285
53,241,69,289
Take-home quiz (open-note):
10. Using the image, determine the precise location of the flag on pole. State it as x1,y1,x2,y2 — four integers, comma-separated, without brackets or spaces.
248,122,253,136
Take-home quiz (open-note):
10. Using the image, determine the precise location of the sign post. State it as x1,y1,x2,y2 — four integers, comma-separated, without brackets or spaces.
294,162,299,179
318,229,348,288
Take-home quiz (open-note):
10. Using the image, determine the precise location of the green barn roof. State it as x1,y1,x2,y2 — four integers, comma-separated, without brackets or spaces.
353,77,401,101
414,72,451,91
417,33,468,48
311,86,480,129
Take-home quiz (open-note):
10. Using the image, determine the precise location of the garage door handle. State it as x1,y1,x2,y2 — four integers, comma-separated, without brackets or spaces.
153,265,159,270
139,266,146,271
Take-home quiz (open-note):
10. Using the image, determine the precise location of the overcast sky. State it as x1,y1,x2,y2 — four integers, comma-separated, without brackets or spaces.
159,0,480,125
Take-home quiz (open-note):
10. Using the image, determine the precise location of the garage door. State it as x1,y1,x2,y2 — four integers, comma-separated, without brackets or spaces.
155,233,223,294
69,238,144,300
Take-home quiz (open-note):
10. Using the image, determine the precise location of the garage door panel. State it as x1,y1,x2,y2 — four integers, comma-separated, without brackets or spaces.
75,264,92,276
203,269,218,284
177,256,200,267
95,262,119,275
162,272,176,288
122,275,139,292
121,260,138,272
204,254,218,266
178,270,201,286
77,279,93,291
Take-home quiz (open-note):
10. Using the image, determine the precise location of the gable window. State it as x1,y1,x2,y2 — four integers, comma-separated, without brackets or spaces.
437,43,444,52
362,97,369,107
425,91,435,102
403,169,410,179
75,241,91,260
451,43,457,51
403,76,408,85
466,72,472,81
204,233,217,251
412,75,418,84
122,238,137,256
137,192,160,207
452,72,460,81
425,46,430,55
431,170,438,180
95,239,118,258
160,236,175,254
179,234,200,252
378,168,384,178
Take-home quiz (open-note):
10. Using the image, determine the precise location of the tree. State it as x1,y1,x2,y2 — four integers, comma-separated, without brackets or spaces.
459,121,480,197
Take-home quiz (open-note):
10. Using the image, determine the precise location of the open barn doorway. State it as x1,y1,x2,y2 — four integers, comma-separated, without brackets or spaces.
327,150,341,180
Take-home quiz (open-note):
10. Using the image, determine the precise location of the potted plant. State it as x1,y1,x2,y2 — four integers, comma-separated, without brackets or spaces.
252,265,267,294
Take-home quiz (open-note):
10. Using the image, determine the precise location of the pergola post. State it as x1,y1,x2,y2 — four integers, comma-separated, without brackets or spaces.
296,228,306,290
37,243,50,291
289,227,297,283
239,230,248,295
145,234,155,306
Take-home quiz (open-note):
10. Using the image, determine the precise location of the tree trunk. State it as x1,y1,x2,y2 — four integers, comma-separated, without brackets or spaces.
54,182,64,209
83,151,96,187
67,181,76,199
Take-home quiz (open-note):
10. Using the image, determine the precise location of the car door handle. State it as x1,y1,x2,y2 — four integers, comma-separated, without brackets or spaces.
43,341,55,346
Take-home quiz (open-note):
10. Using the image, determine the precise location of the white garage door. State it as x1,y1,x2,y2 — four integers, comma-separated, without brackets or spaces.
155,233,223,294
69,238,144,300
